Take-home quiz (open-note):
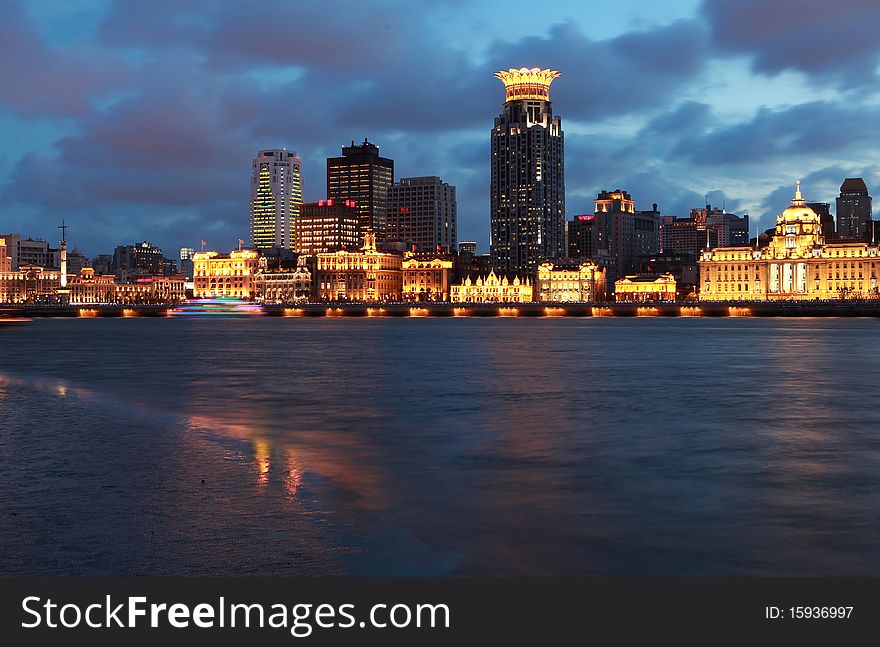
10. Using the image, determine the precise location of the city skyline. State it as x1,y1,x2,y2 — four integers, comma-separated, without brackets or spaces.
3,1,880,259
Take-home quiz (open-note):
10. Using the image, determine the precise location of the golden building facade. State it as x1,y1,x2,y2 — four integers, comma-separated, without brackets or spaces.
700,183,880,301
193,249,260,299
0,264,61,303
450,271,533,303
535,261,607,302
614,274,677,302
316,233,402,301
401,255,453,301
68,269,186,304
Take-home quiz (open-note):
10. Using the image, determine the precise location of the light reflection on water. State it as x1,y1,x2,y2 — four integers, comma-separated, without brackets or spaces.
1,317,880,576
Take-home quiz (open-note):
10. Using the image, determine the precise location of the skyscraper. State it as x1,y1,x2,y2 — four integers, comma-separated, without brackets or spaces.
250,149,303,251
327,139,394,240
386,176,457,252
836,178,872,240
490,67,565,275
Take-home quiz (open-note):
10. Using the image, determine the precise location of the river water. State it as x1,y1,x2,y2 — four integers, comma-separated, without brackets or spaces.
1,317,879,575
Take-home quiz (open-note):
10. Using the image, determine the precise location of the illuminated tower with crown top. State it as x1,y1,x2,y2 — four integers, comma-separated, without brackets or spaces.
490,67,565,275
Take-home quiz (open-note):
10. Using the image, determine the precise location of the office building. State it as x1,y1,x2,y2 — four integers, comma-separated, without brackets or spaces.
251,149,302,251
490,67,565,274
836,178,872,240
192,248,260,298
295,199,361,256
316,232,402,301
387,176,457,252
327,140,394,240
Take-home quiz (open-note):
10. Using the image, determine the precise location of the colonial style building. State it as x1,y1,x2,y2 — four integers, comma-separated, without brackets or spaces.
699,183,880,301
450,271,533,303
535,260,606,302
401,255,453,301
67,269,186,304
193,249,260,299
0,264,61,303
316,232,403,301
614,274,677,302
253,257,312,304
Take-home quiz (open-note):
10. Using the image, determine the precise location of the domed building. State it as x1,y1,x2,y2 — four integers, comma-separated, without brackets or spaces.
699,182,880,300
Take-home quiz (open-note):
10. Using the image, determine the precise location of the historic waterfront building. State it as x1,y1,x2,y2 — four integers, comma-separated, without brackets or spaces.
327,140,394,240
193,249,260,299
535,260,606,302
699,182,880,301
490,67,565,274
252,256,312,304
251,149,302,251
387,176,457,253
401,255,453,302
0,264,61,303
316,232,402,302
67,269,186,304
450,271,533,303
614,274,677,302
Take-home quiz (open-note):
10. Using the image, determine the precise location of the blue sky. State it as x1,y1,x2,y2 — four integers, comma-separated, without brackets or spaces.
2,0,880,258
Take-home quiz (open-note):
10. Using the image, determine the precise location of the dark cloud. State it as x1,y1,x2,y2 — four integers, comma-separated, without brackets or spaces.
0,0,128,118
703,0,880,87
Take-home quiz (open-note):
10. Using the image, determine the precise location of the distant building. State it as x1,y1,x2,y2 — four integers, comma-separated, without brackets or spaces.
113,241,164,283
386,176,457,253
458,241,477,256
295,199,361,256
639,253,699,300
700,182,880,301
567,214,596,259
250,149,302,251
192,249,260,298
401,255,453,302
0,235,60,270
450,271,533,303
490,67,565,274
614,274,677,302
706,209,750,247
0,237,12,273
179,248,195,281
327,140,394,240
836,178,872,240
91,254,113,276
807,202,835,241
592,191,661,280
535,260,606,302
67,247,88,276
316,232,402,302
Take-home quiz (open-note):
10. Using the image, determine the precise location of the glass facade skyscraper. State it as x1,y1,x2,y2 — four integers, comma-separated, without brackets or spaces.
327,140,394,241
250,149,302,251
490,67,565,275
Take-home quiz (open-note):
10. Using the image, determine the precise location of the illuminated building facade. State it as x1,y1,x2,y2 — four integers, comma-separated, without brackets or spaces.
836,178,872,241
62,269,186,304
193,249,260,298
490,67,565,274
535,261,606,302
253,256,312,304
700,183,880,301
316,233,403,302
251,149,302,251
295,199,360,256
386,176,457,252
614,274,677,302
112,241,165,283
327,140,394,240
450,271,533,303
459,242,477,256
0,234,59,270
0,264,61,303
592,191,661,278
401,255,453,301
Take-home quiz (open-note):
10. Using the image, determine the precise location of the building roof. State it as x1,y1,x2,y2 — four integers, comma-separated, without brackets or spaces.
841,178,869,193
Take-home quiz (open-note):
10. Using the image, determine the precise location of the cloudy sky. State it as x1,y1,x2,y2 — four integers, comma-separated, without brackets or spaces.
2,0,879,258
